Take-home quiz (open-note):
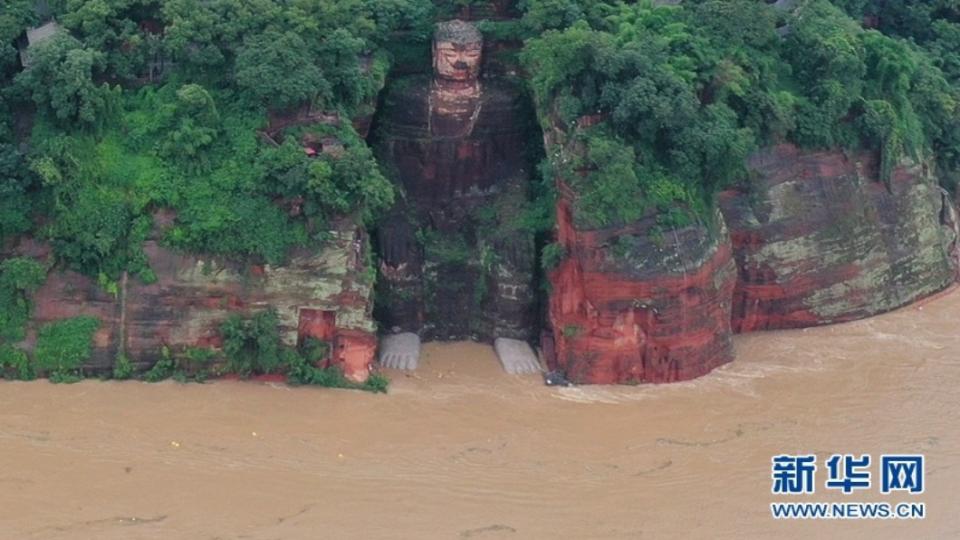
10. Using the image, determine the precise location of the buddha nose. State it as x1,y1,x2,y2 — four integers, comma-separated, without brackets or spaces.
453,61,469,70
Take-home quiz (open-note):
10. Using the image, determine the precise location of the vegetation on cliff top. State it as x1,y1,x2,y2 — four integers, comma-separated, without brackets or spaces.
1,0,426,383
1,0,435,279
833,0,960,190
4,0,956,248
520,0,960,228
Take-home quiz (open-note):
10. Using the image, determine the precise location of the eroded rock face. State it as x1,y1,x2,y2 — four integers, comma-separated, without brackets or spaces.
547,192,736,384
719,144,958,332
14,221,377,381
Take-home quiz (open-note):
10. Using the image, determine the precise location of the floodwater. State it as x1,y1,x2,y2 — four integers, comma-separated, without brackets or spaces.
2,291,959,539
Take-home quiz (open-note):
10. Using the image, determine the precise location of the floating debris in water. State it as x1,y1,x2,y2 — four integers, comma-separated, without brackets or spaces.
544,371,572,387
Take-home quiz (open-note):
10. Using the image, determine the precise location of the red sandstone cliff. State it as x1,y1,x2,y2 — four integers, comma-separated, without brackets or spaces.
544,134,957,383
12,219,377,382
538,106,738,384
719,144,958,332
547,185,736,384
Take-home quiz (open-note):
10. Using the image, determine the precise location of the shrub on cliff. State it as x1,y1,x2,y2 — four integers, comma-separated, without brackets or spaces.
286,354,389,394
0,257,47,343
221,309,286,376
0,345,34,381
219,310,388,392
34,316,100,383
141,345,216,383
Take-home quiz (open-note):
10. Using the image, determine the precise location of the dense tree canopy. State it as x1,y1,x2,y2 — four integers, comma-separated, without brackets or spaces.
520,0,960,227
0,0,430,280
235,30,326,109
16,33,116,127
0,0,957,272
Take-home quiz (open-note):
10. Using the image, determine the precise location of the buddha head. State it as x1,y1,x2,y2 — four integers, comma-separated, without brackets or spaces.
433,20,483,84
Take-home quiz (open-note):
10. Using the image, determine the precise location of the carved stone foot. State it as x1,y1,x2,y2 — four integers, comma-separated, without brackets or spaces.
494,338,541,375
379,333,421,370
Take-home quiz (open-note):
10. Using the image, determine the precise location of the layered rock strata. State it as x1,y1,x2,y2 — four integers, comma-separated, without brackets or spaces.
719,144,958,332
541,134,958,383
12,219,377,381
547,190,736,384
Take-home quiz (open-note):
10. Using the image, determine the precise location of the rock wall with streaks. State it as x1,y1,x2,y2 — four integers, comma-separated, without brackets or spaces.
547,182,736,384
542,130,958,383
719,144,958,332
9,219,377,381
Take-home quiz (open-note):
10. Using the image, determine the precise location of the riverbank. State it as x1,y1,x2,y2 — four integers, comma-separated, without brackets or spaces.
1,290,959,539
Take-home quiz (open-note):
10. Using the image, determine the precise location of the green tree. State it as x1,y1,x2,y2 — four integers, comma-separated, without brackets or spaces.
61,0,162,79
0,0,35,75
235,30,327,109
0,143,33,242
315,28,367,107
520,0,610,32
159,84,221,170
15,33,116,127
46,185,134,276
161,0,283,79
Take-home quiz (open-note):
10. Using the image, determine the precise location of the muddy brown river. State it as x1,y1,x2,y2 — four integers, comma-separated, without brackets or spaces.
2,289,959,539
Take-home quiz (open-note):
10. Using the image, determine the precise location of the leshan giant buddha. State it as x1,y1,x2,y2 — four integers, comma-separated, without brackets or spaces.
375,20,540,372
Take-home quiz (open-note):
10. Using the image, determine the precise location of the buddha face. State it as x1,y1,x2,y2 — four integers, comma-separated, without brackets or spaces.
433,40,482,83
